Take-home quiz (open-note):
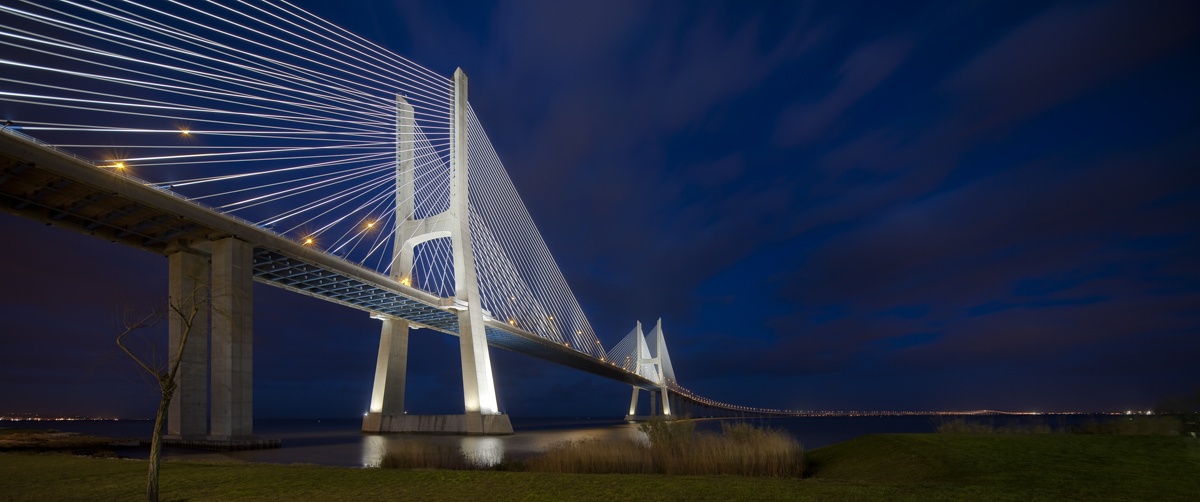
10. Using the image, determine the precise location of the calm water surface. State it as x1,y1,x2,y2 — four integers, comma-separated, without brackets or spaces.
8,415,1101,467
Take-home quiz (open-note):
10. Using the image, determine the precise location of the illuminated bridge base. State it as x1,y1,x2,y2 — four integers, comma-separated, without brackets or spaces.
362,412,513,436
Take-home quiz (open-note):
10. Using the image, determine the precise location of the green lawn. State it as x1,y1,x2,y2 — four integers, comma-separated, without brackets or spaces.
1,434,1196,501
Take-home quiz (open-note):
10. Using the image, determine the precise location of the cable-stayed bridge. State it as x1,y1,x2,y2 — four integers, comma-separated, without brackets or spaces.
0,0,790,444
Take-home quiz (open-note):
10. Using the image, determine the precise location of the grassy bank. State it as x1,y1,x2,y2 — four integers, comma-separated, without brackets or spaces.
0,428,133,453
2,434,1197,501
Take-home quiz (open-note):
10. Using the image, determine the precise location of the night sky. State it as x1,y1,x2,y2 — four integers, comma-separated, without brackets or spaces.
2,0,1198,419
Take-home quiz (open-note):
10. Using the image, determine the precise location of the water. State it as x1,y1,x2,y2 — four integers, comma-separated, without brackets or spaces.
4,415,1105,467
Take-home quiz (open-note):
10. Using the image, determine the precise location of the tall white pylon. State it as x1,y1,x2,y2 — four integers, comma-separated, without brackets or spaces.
448,68,501,420
621,318,675,418
365,68,503,435
643,318,672,416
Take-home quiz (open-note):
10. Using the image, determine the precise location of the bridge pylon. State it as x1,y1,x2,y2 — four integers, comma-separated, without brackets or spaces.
623,319,678,421
362,68,511,435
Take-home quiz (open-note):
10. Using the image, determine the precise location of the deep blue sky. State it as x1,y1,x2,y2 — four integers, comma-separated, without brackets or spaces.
2,0,1198,419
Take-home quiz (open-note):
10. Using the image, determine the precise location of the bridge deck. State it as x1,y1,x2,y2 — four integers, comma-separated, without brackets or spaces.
0,129,661,392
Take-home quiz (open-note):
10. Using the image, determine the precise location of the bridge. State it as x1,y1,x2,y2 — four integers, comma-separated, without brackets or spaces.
0,0,795,446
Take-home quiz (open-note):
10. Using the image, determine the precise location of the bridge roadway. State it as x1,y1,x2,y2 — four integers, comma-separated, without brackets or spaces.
0,128,666,394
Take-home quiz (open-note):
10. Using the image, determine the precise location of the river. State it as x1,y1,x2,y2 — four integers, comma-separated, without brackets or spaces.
6,414,1105,467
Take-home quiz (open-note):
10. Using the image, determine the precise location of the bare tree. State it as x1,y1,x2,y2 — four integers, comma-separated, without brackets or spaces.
116,280,206,502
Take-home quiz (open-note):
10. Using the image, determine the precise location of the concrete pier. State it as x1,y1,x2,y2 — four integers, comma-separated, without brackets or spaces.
209,236,254,441
625,385,681,421
625,415,678,421
366,414,512,435
166,250,208,439
362,316,409,433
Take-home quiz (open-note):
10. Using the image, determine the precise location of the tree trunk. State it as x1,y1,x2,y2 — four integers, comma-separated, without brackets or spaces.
147,387,173,502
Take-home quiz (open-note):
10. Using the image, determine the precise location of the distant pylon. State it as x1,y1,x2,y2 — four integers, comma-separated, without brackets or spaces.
624,318,674,419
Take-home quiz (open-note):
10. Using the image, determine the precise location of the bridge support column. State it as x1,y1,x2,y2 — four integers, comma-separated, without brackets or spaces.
166,251,208,439
660,388,672,418
362,316,409,432
209,237,254,440
650,392,657,417
628,388,640,417
451,68,508,436
367,68,510,436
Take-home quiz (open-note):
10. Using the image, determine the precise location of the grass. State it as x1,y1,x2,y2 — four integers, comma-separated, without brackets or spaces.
806,434,1199,500
0,428,132,452
1,433,1197,501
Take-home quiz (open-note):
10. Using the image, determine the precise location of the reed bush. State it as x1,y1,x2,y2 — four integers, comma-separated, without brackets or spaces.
663,425,804,477
638,418,695,452
377,441,478,470
524,438,653,474
526,420,804,476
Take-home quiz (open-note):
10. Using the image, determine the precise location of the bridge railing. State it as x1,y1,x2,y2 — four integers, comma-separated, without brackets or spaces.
1,127,95,167
2,127,273,232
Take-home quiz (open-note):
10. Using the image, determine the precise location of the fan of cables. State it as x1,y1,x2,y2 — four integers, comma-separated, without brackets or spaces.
0,0,452,270
0,0,608,357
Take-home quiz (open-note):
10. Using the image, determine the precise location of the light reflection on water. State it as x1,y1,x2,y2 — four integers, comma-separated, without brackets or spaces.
359,420,644,467
60,418,652,467
25,415,1104,468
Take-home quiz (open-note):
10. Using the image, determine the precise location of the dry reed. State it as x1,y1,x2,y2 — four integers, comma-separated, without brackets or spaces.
377,441,479,470
524,438,655,474
525,419,804,476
